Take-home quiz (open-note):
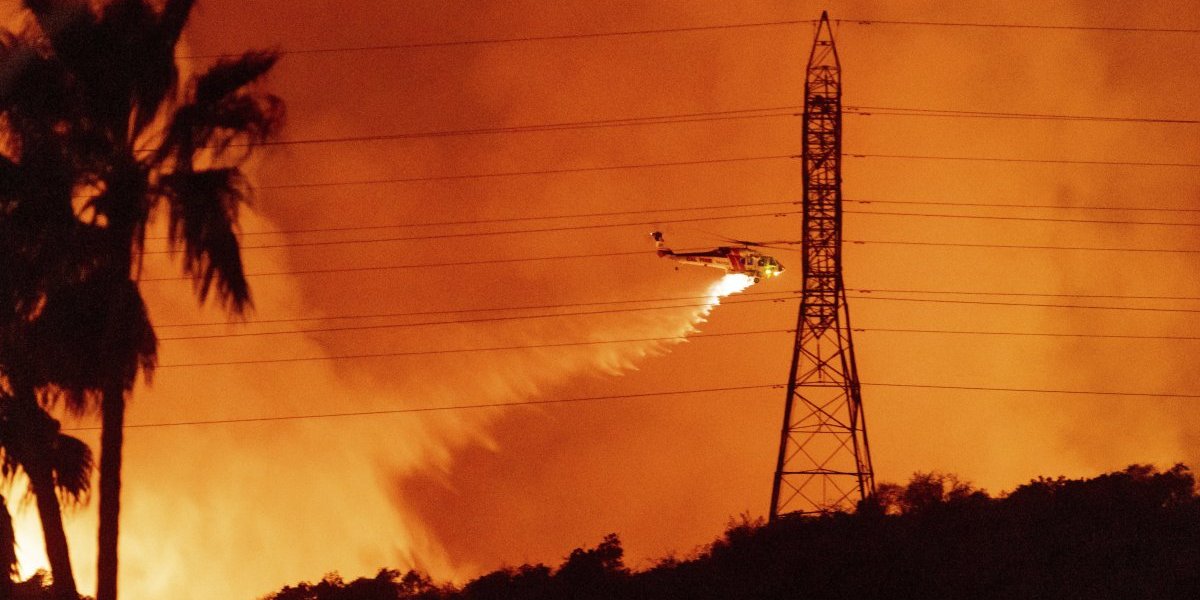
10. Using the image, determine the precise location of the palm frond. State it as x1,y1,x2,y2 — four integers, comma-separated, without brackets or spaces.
104,0,187,136
158,168,251,311
0,39,72,126
160,51,284,165
27,275,157,394
194,51,278,105
20,0,91,55
20,1,97,121
160,0,196,50
50,433,91,505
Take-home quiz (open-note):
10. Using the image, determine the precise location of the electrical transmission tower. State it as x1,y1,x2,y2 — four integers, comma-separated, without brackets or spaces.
769,12,875,520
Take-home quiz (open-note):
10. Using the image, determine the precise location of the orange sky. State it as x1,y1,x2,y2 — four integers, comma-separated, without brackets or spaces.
7,0,1200,597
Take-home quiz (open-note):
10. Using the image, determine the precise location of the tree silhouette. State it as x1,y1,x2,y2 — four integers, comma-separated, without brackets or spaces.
552,533,628,599
265,569,446,600
0,495,14,600
462,564,551,600
265,465,1200,600
0,391,92,600
2,2,283,598
0,124,95,597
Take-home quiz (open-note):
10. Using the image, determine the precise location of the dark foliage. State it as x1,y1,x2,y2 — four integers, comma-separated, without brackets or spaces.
1,2,283,598
264,464,1200,600
6,571,92,600
267,569,444,600
0,496,13,599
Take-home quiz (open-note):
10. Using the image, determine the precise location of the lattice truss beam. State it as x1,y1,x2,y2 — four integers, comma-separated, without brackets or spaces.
770,13,875,519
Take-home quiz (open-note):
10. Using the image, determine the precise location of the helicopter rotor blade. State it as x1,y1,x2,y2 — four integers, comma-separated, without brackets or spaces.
720,236,799,249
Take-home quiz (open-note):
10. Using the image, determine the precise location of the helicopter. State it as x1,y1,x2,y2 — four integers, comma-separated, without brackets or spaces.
651,231,784,282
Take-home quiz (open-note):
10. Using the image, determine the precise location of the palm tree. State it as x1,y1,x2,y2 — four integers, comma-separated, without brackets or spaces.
0,15,99,597
4,2,283,598
0,494,14,600
0,390,93,600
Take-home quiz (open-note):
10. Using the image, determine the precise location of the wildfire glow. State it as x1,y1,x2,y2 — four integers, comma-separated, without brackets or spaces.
15,1,1197,597
16,235,767,598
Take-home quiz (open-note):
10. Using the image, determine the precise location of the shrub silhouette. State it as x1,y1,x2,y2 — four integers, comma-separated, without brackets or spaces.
263,464,1200,600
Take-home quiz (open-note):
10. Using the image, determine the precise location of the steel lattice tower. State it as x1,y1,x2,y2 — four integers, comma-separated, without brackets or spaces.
769,13,875,519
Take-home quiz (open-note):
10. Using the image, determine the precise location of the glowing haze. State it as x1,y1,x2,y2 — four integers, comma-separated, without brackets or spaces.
15,213,755,597
3,0,1200,598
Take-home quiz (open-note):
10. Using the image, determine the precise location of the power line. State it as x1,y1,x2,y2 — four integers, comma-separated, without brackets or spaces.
846,105,1200,125
239,202,793,238
177,16,1200,63
138,237,1200,283
140,249,649,282
249,151,1197,193
855,288,1200,301
154,289,801,328
847,294,1200,314
845,239,1200,254
139,207,1200,257
145,243,800,281
838,18,1200,35
154,286,1200,330
849,153,1200,168
138,198,1200,247
159,308,1200,344
193,104,1195,153
857,327,1200,341
63,377,1200,432
143,209,802,255
850,198,1200,214
845,209,1200,228
142,201,795,242
234,106,1196,153
181,19,815,59
258,154,796,190
864,382,1200,399
253,107,801,147
120,103,1200,167
157,328,794,368
226,201,794,239
66,383,786,431
156,289,800,329
156,296,1200,353
158,295,797,341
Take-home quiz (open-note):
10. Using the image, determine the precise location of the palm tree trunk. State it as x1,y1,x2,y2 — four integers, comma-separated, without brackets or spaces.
0,495,14,600
27,462,78,600
8,386,79,599
96,385,124,600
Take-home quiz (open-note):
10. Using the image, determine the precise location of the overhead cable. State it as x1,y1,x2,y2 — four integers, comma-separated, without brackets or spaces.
181,19,815,59
137,238,1200,283
157,328,794,368
63,378,1200,432
838,18,1200,35
158,295,798,341
66,384,786,431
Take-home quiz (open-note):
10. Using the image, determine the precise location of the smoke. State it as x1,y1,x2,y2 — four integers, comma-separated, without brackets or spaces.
7,3,767,593
835,0,1200,493
10,214,755,597
5,0,1200,596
